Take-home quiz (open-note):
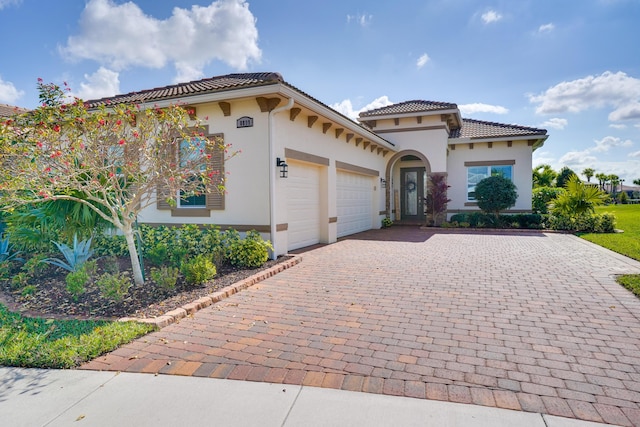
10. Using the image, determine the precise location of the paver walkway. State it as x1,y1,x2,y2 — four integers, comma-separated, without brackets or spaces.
82,229,640,426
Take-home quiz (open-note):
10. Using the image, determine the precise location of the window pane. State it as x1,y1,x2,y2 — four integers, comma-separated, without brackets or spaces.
491,165,512,179
467,166,489,201
179,137,207,207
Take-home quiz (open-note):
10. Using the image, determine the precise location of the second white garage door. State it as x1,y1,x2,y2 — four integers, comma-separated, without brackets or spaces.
337,170,374,237
287,161,322,250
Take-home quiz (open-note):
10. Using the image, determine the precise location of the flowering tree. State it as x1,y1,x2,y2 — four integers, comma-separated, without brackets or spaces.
424,173,450,226
0,81,232,285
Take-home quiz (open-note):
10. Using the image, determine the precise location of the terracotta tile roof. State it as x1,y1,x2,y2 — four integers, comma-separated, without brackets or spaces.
85,72,284,108
450,118,547,139
359,100,458,117
0,103,29,117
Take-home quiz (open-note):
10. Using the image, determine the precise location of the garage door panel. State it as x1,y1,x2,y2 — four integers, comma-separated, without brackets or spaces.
287,162,321,250
337,171,373,237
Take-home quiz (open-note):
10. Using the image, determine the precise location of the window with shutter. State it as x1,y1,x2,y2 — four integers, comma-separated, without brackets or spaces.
156,132,225,216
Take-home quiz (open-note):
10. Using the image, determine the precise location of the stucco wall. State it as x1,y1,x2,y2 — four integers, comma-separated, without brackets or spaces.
138,98,271,226
447,140,534,212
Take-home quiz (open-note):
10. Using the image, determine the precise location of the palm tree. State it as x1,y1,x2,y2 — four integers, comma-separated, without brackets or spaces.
551,175,608,218
634,178,640,186
532,164,557,188
595,173,608,192
582,168,595,183
609,174,620,195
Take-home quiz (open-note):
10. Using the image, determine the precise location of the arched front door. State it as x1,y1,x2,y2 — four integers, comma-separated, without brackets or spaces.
400,167,426,223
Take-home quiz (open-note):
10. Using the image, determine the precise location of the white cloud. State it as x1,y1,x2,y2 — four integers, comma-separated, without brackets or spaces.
0,76,24,103
0,0,21,10
609,123,627,129
481,10,502,24
538,23,555,33
528,71,640,123
330,96,393,120
629,151,640,158
458,103,508,115
74,67,120,100
416,53,430,69
347,13,372,27
592,135,632,152
559,151,598,167
60,0,261,83
539,118,568,130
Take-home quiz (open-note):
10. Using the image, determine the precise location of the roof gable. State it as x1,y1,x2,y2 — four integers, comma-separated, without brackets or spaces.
451,118,547,140
0,103,29,117
359,100,458,117
85,72,284,108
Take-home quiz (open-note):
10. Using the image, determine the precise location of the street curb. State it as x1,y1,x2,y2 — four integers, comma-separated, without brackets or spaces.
118,255,302,328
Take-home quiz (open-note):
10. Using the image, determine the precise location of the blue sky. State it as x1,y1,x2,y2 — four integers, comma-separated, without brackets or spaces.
1,0,640,184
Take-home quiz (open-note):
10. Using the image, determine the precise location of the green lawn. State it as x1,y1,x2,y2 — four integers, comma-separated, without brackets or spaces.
0,304,155,368
580,204,640,261
580,204,640,299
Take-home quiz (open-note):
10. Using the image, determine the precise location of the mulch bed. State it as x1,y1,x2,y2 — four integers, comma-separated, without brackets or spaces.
0,256,291,321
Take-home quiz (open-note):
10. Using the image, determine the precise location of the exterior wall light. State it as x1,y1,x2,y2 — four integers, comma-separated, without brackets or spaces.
380,177,386,188
276,157,288,178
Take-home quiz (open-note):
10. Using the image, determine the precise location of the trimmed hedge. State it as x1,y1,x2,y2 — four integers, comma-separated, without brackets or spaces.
448,213,543,229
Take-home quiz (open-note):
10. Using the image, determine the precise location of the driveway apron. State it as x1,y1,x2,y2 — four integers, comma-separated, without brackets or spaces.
82,229,640,426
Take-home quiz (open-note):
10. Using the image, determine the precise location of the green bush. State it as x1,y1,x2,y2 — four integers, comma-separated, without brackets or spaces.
150,266,180,291
0,261,12,280
145,242,169,266
532,186,565,214
101,255,120,275
96,272,131,302
547,212,615,233
448,213,542,229
94,233,128,257
381,217,393,228
475,176,518,216
65,269,89,301
227,230,272,268
21,253,50,277
181,255,216,285
11,272,30,290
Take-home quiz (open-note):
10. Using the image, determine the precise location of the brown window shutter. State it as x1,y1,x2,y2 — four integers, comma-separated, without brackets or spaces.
206,133,225,210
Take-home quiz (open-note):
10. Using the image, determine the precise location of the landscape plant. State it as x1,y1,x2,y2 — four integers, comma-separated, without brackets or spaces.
424,173,450,226
43,234,94,272
96,272,132,302
474,175,518,217
0,80,236,285
150,266,180,291
181,255,217,285
226,230,272,268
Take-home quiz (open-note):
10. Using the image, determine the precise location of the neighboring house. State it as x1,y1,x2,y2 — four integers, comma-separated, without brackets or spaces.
0,103,28,118
85,72,548,256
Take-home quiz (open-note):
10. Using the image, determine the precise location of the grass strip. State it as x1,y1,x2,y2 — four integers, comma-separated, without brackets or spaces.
0,304,155,368
617,274,640,299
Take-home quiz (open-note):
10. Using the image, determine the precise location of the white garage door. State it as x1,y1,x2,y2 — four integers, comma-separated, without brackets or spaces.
287,161,322,250
337,170,373,237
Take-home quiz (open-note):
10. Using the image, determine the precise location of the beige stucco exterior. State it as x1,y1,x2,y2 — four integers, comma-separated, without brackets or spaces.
104,73,546,256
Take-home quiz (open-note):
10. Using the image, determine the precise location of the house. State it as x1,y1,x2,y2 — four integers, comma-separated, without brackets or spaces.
85,72,548,257
0,104,28,118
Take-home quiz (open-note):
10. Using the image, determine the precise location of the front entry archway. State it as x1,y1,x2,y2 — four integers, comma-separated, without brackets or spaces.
385,150,432,223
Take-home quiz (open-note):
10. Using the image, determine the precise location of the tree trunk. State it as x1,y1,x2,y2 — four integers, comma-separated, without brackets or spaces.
122,221,145,286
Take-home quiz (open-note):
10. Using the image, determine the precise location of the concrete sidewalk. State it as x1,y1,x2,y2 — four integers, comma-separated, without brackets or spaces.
0,367,617,426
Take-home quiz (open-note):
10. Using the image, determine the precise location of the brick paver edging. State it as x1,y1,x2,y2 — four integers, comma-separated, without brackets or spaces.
118,256,302,328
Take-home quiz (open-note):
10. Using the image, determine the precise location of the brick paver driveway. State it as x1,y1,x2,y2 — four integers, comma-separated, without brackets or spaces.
83,229,640,426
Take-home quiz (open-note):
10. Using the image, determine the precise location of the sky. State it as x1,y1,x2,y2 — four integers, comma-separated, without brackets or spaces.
1,0,640,184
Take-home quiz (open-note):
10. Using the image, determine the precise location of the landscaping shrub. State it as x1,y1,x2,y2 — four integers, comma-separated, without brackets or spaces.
65,269,89,301
475,176,518,216
546,212,615,233
226,230,272,268
21,253,50,277
10,272,29,290
381,217,393,228
448,213,542,229
145,242,169,266
532,186,564,214
0,261,11,280
94,233,128,257
96,272,132,302
181,255,217,285
150,266,180,291
0,235,22,263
